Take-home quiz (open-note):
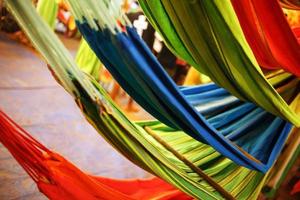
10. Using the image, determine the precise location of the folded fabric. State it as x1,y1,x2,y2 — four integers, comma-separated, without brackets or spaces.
64,0,295,172
6,1,273,198
138,0,300,126
231,0,300,77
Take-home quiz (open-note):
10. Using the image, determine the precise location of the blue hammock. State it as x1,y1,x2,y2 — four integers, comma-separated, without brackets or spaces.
77,21,292,172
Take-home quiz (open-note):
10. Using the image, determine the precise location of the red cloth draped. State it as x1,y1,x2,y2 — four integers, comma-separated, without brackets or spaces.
231,0,300,77
0,110,191,200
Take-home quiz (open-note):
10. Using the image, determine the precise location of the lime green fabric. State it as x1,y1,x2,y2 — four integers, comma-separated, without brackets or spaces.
75,39,101,80
6,1,271,199
36,0,58,29
138,0,300,126
69,0,296,172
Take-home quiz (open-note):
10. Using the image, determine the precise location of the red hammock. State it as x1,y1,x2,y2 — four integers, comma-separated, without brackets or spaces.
0,110,191,200
231,0,300,77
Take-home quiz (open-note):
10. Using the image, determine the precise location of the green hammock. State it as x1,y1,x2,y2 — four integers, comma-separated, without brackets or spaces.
36,0,58,29
76,39,101,81
138,0,300,126
6,0,271,199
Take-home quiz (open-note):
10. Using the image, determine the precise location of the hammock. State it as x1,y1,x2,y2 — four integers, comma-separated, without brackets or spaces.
1,109,299,200
231,0,300,77
76,39,101,81
36,0,58,29
6,1,271,199
138,0,300,126
1,106,299,200
1,112,299,200
65,0,294,172
0,110,191,200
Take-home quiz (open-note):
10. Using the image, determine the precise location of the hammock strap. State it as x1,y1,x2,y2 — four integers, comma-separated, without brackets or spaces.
143,126,235,200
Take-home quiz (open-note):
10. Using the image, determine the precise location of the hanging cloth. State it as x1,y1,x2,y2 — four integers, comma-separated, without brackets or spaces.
5,1,271,199
0,110,192,200
231,0,300,77
138,0,300,126
67,0,294,172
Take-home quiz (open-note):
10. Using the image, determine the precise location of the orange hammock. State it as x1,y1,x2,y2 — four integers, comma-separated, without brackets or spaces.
0,110,191,200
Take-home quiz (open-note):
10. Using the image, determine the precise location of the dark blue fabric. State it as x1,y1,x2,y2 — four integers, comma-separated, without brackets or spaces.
77,21,292,173
77,23,177,128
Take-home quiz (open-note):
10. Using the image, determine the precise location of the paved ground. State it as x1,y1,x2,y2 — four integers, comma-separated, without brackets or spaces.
0,33,150,200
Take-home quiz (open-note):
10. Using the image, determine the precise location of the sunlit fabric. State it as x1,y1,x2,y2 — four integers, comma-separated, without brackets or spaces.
68,0,294,172
5,1,272,198
231,0,300,77
138,0,300,126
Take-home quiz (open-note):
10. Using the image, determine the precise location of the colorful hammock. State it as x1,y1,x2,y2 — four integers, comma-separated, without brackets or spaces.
1,110,299,199
6,1,271,199
138,0,300,127
1,108,298,199
231,0,300,77
65,0,294,172
2,105,299,199
0,110,191,200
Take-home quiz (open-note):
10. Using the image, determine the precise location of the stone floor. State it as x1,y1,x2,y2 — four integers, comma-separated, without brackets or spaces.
0,33,150,200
